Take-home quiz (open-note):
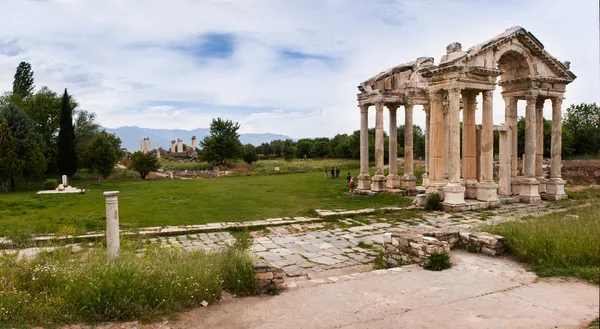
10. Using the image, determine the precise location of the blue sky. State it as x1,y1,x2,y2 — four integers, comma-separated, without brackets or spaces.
0,0,598,138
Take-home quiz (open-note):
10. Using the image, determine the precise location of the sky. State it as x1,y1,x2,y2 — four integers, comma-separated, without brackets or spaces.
0,0,598,139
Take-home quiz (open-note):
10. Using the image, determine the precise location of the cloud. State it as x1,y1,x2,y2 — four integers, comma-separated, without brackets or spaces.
0,0,597,139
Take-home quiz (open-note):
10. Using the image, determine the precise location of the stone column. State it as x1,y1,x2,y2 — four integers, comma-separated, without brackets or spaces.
504,96,520,195
520,94,541,203
170,140,176,152
371,103,387,191
191,136,197,149
498,127,512,196
443,87,466,206
402,104,417,194
462,91,478,198
386,104,400,189
427,91,446,195
477,91,499,204
104,191,120,262
177,139,183,153
546,96,567,200
422,105,430,187
476,125,482,182
62,175,68,187
443,101,450,180
535,99,547,194
357,105,371,190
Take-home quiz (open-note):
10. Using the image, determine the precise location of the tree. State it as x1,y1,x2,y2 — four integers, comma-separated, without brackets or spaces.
13,62,35,98
0,103,38,190
83,131,121,183
23,136,47,189
295,140,313,159
310,141,329,158
74,110,100,167
129,151,160,179
200,118,243,166
282,139,296,162
563,103,600,156
0,120,21,192
242,144,258,164
270,140,283,157
257,142,272,158
57,89,77,177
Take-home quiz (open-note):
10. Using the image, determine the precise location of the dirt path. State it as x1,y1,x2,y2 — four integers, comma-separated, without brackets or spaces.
86,252,599,329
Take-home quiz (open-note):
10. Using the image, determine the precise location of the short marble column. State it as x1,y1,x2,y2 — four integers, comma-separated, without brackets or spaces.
177,139,183,153
357,105,371,190
427,92,446,195
546,96,567,200
498,127,512,196
402,104,417,194
104,191,120,262
170,140,176,152
422,105,430,187
504,96,520,195
536,99,547,194
371,103,387,191
520,94,541,203
191,136,197,149
62,175,68,187
477,91,499,204
386,105,401,189
462,91,478,199
443,87,466,206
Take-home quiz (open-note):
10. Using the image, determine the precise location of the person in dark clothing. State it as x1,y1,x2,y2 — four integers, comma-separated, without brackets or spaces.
346,172,351,183
330,167,335,179
336,167,340,179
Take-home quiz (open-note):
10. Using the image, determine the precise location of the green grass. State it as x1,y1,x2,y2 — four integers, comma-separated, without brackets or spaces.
0,170,412,238
159,159,214,171
250,158,360,174
357,241,373,249
0,242,256,327
485,204,600,284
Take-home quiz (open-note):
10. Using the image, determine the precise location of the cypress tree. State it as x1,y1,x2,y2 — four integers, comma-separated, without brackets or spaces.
12,61,35,98
57,89,77,177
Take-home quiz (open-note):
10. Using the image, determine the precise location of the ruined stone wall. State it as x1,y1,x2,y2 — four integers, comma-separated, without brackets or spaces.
253,262,285,293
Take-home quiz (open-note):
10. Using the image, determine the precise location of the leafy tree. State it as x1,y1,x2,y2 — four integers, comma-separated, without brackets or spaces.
282,139,296,162
74,110,100,166
200,118,243,166
23,136,47,189
12,62,35,98
57,89,77,177
0,120,22,192
129,151,160,179
270,140,283,157
83,130,122,183
310,141,329,158
0,102,37,155
563,103,600,156
257,142,272,158
295,140,313,159
242,144,258,164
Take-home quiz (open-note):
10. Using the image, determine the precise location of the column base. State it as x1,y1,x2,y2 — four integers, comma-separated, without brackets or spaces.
518,178,541,204
464,179,478,199
537,176,547,194
421,173,429,187
371,174,387,192
402,174,417,195
543,178,567,201
386,174,401,189
357,173,371,190
511,176,522,196
426,180,447,199
442,183,466,205
477,181,500,204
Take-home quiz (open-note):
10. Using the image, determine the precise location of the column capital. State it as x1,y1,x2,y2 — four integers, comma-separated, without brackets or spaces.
482,90,493,98
525,92,539,104
375,102,384,111
551,96,564,107
429,90,443,101
536,98,546,108
359,104,369,113
448,86,462,99
386,103,400,112
462,90,478,100
422,104,430,115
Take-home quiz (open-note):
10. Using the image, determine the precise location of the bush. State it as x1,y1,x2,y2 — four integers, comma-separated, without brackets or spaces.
0,244,258,326
129,151,160,179
423,253,451,271
424,193,442,211
43,178,57,190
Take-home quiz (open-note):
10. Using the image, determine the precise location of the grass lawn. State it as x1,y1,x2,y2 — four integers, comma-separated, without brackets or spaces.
0,170,412,239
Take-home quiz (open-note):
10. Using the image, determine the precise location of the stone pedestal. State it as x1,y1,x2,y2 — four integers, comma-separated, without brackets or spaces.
104,191,120,262
511,177,522,196
422,172,429,187
62,175,68,187
443,183,466,205
537,177,547,194
371,175,387,192
426,181,447,198
357,174,371,190
544,178,567,200
401,174,417,195
477,181,499,204
464,179,478,199
386,174,401,189
519,178,541,204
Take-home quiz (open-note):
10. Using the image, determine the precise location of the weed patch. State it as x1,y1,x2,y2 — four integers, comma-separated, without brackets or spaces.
423,253,451,271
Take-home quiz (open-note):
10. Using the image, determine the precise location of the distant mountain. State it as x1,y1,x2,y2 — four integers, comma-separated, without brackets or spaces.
103,126,294,152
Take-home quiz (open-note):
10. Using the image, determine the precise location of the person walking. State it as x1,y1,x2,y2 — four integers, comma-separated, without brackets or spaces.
330,167,335,179
336,167,340,179
349,177,355,193
346,172,351,183
324,168,328,179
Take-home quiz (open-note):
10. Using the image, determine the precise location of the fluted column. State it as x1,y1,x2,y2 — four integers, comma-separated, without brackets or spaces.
504,95,520,196
443,101,450,180
402,104,417,194
443,86,466,205
536,99,547,193
477,90,499,203
519,94,541,203
427,91,446,194
462,91,478,198
422,105,430,187
357,104,371,190
546,96,567,200
371,102,387,191
386,104,400,189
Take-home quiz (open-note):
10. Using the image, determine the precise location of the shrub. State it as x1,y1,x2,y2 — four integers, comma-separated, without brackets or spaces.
129,151,160,179
424,193,442,211
43,178,57,190
423,253,451,271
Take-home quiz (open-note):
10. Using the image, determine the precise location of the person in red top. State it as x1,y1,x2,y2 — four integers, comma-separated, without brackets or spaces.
349,177,355,193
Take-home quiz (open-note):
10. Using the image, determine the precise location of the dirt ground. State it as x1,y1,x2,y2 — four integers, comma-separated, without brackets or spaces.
70,252,599,329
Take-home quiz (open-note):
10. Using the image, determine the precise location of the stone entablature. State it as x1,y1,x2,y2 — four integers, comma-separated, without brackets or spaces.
356,26,574,208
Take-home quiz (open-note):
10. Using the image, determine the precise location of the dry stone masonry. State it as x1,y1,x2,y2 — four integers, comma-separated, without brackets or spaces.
357,26,574,210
